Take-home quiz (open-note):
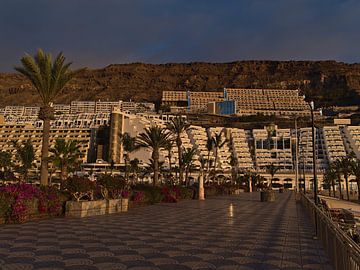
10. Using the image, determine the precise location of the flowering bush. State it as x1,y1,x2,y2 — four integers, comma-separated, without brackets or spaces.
64,176,96,201
132,191,144,203
0,183,63,223
161,186,178,203
121,190,129,199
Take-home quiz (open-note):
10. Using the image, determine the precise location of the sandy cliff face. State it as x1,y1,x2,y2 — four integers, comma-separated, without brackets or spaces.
0,60,359,107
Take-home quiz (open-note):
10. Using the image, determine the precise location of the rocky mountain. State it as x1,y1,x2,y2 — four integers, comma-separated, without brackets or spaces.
1,60,360,108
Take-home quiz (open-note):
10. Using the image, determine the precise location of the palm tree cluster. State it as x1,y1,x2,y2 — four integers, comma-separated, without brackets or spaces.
323,155,360,201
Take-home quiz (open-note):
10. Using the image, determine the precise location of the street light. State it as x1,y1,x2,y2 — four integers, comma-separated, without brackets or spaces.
309,101,318,239
309,101,318,206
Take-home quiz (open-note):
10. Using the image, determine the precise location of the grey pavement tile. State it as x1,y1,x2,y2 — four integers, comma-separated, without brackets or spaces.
0,192,334,270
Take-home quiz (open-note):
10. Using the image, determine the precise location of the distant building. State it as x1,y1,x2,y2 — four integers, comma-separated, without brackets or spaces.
162,88,318,117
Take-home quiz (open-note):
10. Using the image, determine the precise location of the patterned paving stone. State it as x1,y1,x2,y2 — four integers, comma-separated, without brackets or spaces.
0,192,333,270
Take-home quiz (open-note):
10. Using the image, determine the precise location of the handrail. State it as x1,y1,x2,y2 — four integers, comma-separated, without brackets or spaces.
300,192,360,270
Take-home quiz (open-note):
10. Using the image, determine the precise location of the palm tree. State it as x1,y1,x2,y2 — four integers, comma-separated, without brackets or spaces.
205,136,214,180
119,133,138,183
166,116,190,184
229,152,238,184
338,156,353,201
164,140,174,174
332,160,343,199
323,166,337,197
266,164,280,188
212,131,227,176
129,158,140,184
15,49,82,186
136,125,171,186
13,140,35,181
351,160,360,202
49,139,82,185
182,147,197,186
0,151,12,173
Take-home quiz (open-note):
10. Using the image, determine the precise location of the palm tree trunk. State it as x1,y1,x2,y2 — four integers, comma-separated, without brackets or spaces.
345,175,350,201
153,150,159,187
40,118,50,186
332,181,336,197
124,154,129,183
338,178,343,199
177,139,183,184
357,179,360,202
206,150,211,182
60,166,67,189
185,167,189,187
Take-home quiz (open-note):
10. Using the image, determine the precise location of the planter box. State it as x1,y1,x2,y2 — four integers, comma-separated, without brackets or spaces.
108,198,128,213
66,200,107,218
234,189,244,195
106,198,129,214
121,198,129,212
260,190,276,202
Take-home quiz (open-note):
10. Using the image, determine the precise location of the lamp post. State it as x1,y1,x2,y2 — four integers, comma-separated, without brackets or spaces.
309,101,318,239
294,117,299,193
309,101,318,205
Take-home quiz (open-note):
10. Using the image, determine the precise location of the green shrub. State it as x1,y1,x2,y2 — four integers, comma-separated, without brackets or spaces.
64,176,96,201
97,174,126,199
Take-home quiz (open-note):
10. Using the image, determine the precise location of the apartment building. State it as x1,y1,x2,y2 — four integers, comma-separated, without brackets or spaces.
253,126,293,171
225,88,311,116
0,116,93,168
342,126,360,159
161,88,317,117
298,127,328,172
322,126,347,162
226,128,253,170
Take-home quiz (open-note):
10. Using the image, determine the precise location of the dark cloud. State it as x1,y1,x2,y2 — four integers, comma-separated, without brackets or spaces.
1,0,359,71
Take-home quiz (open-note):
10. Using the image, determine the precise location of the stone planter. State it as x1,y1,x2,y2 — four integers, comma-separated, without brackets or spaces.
234,189,244,195
106,198,129,214
260,190,276,202
121,198,129,212
66,200,107,218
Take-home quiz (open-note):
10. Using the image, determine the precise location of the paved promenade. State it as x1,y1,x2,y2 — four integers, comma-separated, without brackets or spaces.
0,192,332,270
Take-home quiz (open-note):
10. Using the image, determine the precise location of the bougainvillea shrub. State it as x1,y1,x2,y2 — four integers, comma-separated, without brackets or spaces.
0,183,63,223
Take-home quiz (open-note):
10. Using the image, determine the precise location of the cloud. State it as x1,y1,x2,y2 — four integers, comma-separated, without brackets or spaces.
1,0,359,71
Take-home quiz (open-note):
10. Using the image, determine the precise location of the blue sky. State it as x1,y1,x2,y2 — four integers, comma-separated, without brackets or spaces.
1,0,360,71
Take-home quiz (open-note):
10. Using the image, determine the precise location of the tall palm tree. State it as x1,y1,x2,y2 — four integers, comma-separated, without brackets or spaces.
323,166,337,197
13,140,35,181
338,156,353,201
136,125,171,186
212,131,227,174
166,116,190,184
119,133,139,183
49,139,82,185
182,147,197,186
351,160,360,202
332,160,343,199
15,49,82,186
266,164,280,188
